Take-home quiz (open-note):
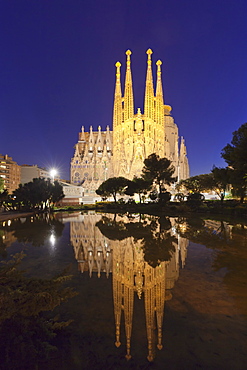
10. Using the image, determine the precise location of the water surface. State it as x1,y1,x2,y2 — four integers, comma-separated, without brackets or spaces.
1,212,247,369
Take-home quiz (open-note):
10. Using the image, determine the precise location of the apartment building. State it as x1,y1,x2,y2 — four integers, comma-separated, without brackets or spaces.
0,154,21,193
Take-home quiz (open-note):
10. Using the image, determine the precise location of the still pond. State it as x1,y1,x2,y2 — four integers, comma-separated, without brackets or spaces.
1,211,247,369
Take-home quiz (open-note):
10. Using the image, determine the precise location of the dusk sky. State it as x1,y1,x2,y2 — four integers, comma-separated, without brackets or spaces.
1,0,246,180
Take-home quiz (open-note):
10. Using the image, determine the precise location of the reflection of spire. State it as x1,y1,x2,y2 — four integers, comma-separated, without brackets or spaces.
69,213,189,362
144,265,156,361
113,244,122,348
123,243,134,360
155,264,166,351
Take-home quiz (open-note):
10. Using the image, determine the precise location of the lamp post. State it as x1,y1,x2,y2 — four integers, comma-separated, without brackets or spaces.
50,168,57,183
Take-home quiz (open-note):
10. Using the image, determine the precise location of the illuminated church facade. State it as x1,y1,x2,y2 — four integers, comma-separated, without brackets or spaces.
71,49,189,194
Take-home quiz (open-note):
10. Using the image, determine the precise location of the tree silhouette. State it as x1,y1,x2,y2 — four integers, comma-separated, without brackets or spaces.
96,176,130,202
141,153,176,199
221,122,247,202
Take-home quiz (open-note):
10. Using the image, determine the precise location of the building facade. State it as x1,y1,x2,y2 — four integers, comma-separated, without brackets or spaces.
0,154,21,194
20,165,51,185
71,49,189,195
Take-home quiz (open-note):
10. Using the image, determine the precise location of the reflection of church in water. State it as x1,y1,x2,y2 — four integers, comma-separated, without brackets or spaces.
70,212,188,361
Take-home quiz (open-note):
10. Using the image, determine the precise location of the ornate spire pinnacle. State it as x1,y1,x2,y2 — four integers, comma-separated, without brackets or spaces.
126,49,132,63
156,60,163,96
79,125,86,141
144,48,154,120
113,61,122,128
115,62,122,95
155,60,164,125
73,143,80,158
89,125,95,152
146,48,153,64
123,49,134,121
105,125,112,153
96,125,103,152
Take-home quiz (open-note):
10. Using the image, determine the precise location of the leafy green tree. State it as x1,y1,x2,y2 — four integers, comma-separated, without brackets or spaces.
177,171,232,203
50,180,65,205
141,153,176,199
124,176,152,203
211,166,232,202
221,123,247,202
176,174,210,194
12,178,64,210
96,176,130,202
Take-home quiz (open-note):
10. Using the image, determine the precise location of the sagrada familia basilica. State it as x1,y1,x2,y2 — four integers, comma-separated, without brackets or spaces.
71,49,189,195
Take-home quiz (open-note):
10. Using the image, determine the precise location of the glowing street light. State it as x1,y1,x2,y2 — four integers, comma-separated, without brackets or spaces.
50,168,57,183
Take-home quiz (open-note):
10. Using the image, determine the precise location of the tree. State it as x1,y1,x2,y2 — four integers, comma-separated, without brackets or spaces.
176,174,211,194
50,180,64,205
141,153,176,199
177,171,232,203
96,177,130,202
124,176,152,203
12,178,64,210
211,166,232,202
221,123,247,202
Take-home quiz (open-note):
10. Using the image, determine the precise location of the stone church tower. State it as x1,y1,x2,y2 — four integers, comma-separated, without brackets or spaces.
71,49,189,195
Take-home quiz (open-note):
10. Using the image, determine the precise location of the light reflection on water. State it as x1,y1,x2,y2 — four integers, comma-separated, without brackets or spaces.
1,211,247,369
68,212,188,362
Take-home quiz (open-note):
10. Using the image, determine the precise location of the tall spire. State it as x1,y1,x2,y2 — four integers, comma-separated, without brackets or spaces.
155,60,164,125
113,61,122,128
123,50,134,121
96,125,103,152
88,125,94,153
144,49,155,120
80,125,86,141
179,137,190,180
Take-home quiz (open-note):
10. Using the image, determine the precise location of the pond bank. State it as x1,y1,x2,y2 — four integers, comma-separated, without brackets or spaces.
54,201,247,220
0,211,38,222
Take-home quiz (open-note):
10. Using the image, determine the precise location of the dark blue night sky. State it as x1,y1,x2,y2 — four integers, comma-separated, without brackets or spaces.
1,0,246,180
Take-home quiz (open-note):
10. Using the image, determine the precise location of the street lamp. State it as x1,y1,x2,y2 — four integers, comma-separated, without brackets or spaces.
50,168,57,183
